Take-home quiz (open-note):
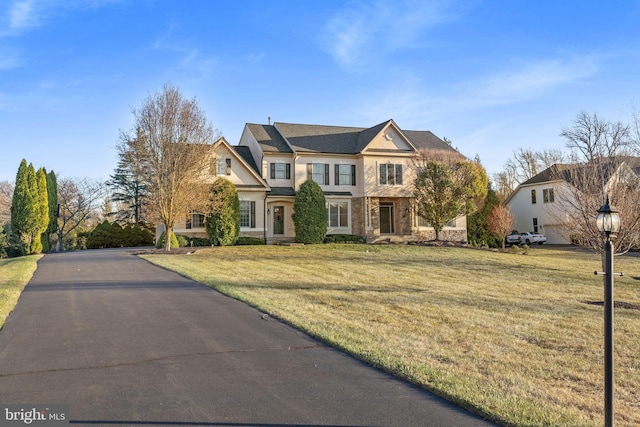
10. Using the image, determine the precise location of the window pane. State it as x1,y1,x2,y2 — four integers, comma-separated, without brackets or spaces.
192,213,205,228
338,164,352,185
240,201,250,227
339,202,348,227
312,164,326,185
328,202,339,227
275,163,286,179
395,164,403,185
379,164,387,184
387,164,395,185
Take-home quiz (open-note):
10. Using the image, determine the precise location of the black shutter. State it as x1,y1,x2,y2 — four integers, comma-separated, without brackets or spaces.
286,163,291,179
250,201,256,228
225,158,231,175
335,164,340,185
324,163,330,185
396,164,403,185
270,163,275,179
351,165,356,186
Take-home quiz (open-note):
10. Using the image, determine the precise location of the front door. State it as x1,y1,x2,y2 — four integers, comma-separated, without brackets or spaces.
380,203,394,234
273,206,284,235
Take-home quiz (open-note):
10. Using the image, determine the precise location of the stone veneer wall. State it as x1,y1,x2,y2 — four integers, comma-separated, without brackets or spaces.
351,197,366,237
416,229,467,242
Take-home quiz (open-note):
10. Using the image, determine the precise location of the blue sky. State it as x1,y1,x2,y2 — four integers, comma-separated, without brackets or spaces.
1,0,640,183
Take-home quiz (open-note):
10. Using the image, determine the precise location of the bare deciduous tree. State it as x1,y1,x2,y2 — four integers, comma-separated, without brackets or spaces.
56,177,106,251
553,111,640,254
120,84,219,250
487,205,515,251
0,181,13,226
560,111,631,162
493,148,566,200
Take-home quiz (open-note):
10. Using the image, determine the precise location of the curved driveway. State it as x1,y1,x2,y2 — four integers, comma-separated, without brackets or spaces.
0,248,497,427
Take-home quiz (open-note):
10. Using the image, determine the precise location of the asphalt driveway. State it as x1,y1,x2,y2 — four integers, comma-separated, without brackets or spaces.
0,248,497,427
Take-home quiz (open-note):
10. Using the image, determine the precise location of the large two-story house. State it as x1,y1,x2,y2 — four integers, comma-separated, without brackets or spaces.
172,119,466,243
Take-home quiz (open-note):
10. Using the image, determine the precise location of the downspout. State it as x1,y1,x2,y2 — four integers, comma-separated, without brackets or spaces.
263,192,268,244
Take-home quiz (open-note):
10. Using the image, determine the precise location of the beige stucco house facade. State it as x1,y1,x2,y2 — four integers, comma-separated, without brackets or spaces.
172,119,466,243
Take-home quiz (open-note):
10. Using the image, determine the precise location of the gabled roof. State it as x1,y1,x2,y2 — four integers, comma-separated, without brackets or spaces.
213,137,269,189
355,120,394,152
233,145,260,175
242,119,454,156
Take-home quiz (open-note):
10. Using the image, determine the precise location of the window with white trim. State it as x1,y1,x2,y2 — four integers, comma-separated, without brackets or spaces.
217,158,231,176
379,163,403,185
186,213,205,229
327,201,349,228
307,163,329,185
335,164,356,186
543,188,554,203
270,162,291,180
239,201,256,228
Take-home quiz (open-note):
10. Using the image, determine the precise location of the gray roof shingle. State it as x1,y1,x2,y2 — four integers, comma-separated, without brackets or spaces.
246,123,292,153
244,120,455,155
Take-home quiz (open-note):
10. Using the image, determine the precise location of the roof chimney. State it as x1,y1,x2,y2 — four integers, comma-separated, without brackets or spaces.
268,116,271,126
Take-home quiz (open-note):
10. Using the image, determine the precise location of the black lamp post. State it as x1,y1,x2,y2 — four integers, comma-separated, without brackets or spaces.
595,196,620,427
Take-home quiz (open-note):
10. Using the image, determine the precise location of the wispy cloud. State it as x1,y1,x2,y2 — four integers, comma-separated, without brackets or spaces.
463,56,599,107
355,55,600,128
320,0,458,70
153,23,219,81
1,0,124,37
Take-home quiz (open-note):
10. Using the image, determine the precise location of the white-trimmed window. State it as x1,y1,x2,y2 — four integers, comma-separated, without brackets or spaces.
186,213,205,229
543,188,554,203
327,201,349,228
379,163,403,185
217,158,231,176
270,162,291,180
240,201,256,228
335,164,356,186
307,163,329,185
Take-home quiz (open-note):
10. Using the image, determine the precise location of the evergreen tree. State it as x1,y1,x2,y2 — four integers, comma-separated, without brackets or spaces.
45,170,58,251
107,143,148,224
467,187,501,247
10,160,37,254
205,178,240,246
10,161,51,255
32,167,49,254
292,180,327,244
11,160,31,254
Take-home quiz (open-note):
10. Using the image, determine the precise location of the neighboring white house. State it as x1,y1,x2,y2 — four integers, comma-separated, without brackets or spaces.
504,166,571,244
505,161,636,244
171,119,466,243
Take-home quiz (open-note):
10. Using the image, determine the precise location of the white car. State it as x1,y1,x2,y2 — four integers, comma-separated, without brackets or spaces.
520,231,547,245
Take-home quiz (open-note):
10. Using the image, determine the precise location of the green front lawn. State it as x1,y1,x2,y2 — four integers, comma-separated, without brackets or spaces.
142,245,640,427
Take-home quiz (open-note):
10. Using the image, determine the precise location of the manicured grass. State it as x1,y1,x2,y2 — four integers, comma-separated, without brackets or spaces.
142,245,640,427
0,255,41,328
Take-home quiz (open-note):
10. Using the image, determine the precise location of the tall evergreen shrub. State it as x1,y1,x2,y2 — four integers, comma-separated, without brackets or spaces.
205,178,240,246
10,160,49,254
292,180,327,244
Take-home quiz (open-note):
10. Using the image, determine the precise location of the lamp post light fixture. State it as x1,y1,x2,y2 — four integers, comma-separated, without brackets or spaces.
595,195,621,427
